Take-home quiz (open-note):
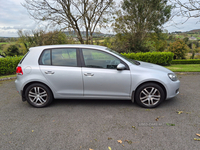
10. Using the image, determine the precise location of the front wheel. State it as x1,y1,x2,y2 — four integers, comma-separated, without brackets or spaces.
25,83,53,108
135,83,165,108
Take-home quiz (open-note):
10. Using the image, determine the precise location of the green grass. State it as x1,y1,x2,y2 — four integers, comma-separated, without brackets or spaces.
165,64,200,72
0,42,9,45
0,42,16,45
0,74,16,79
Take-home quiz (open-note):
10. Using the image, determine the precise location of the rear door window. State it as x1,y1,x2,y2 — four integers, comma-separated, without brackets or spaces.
40,50,51,65
39,48,77,67
52,49,77,66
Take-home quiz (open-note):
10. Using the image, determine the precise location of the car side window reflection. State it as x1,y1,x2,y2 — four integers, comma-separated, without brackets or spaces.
82,49,121,69
40,49,77,67
52,49,77,66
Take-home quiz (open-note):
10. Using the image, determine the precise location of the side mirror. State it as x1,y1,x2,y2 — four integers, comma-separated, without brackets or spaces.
117,63,126,70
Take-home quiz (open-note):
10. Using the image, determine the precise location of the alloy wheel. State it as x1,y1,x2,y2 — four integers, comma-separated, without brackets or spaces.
28,87,48,106
139,87,161,106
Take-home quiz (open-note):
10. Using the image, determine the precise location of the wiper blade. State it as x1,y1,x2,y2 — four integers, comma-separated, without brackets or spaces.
134,60,140,65
129,59,140,65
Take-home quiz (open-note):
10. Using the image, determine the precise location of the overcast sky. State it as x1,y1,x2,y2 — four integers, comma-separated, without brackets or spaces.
0,0,200,37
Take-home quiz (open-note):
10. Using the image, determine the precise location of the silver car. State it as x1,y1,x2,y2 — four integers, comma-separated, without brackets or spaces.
15,44,180,108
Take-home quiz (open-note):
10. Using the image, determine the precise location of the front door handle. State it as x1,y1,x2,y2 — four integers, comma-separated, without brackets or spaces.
45,71,55,74
84,73,94,76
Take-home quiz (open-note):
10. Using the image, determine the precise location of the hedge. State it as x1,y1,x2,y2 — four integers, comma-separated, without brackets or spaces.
121,52,174,65
0,56,23,76
172,59,200,64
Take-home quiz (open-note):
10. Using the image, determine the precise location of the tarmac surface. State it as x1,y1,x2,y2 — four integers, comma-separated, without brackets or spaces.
0,74,200,150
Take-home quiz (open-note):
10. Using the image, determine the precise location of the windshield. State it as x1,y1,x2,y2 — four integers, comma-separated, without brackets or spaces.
106,48,140,65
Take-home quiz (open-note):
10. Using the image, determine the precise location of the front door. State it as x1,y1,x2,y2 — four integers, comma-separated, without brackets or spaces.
81,48,131,97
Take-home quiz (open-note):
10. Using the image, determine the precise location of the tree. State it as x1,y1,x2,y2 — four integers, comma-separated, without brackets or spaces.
6,45,20,56
170,0,200,22
146,32,168,52
113,0,172,52
23,0,115,44
168,39,189,59
18,29,72,51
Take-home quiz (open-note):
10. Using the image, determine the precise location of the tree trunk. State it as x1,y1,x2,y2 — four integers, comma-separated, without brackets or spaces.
86,28,89,44
90,33,93,45
76,29,84,44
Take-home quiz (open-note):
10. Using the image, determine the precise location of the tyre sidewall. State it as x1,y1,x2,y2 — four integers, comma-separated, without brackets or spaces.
25,83,53,108
135,83,165,108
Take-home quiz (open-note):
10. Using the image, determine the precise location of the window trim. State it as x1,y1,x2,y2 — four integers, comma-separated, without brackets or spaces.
80,48,130,70
38,48,80,67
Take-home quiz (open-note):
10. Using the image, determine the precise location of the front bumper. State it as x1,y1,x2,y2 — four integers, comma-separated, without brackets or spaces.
166,80,180,100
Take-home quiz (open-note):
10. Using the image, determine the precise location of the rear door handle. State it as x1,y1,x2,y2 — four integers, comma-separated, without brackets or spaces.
84,73,94,76
45,71,55,74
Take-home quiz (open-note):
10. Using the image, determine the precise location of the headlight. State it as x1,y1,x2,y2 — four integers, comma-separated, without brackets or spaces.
168,73,177,81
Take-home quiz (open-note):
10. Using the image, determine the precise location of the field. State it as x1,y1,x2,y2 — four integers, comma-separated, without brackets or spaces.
0,42,9,45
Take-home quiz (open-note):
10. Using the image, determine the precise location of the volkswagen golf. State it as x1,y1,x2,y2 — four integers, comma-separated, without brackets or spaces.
15,44,180,108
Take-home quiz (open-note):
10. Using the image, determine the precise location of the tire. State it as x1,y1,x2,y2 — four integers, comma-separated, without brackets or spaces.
25,83,53,108
135,83,165,108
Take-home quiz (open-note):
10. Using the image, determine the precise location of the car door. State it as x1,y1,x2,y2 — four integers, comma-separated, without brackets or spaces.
81,48,131,98
39,48,83,97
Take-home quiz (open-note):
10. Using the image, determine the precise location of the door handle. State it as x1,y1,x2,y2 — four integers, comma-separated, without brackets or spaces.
84,73,94,76
45,71,55,74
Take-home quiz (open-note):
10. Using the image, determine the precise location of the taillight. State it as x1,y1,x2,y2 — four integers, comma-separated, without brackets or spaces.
16,66,23,75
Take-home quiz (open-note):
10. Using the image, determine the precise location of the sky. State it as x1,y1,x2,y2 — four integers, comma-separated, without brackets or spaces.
0,0,200,37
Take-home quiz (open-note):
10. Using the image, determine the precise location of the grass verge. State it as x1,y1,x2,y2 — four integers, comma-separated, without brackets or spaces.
0,74,16,79
165,64,200,72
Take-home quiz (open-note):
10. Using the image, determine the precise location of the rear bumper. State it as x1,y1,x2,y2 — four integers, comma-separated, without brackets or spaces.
15,75,24,96
15,78,26,101
15,79,22,95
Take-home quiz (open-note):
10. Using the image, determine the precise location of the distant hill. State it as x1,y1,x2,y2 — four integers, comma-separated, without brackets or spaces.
186,29,200,34
63,31,114,37
170,29,200,35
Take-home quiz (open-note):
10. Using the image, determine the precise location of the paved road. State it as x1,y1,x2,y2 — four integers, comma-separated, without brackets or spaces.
0,75,200,150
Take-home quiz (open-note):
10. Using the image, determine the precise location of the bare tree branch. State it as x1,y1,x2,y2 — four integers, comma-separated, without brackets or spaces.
22,0,115,44
170,0,200,23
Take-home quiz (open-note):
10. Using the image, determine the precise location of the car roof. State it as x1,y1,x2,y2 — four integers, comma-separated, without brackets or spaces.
29,44,107,51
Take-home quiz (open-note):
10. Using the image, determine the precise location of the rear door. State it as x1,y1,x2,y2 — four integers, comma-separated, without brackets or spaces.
39,48,83,97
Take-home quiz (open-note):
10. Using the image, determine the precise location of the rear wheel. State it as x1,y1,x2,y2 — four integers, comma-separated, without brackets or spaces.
25,83,53,108
135,83,165,108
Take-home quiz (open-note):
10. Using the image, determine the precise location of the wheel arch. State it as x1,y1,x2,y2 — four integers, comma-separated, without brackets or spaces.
22,81,55,101
133,81,167,101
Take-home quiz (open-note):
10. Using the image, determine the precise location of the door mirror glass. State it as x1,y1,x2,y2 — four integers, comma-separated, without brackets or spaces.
117,63,125,70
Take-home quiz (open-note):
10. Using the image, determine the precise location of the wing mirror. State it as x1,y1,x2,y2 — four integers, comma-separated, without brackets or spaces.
117,63,126,70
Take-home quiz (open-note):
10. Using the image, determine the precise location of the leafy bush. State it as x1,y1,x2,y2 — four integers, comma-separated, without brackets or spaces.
121,52,174,65
168,39,189,59
172,59,200,64
0,56,23,75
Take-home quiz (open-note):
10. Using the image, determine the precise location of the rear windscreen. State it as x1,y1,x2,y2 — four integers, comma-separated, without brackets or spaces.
19,51,30,64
